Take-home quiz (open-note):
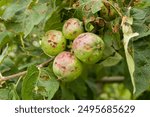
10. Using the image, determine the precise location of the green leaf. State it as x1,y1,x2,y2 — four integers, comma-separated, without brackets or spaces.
0,0,13,16
75,0,96,20
84,17,96,32
85,79,98,97
9,84,20,100
0,31,10,50
0,84,20,100
22,3,48,37
134,36,150,97
0,88,9,100
2,4,25,20
79,0,103,14
0,23,6,31
79,0,90,5
61,84,75,100
102,27,121,60
2,0,32,20
44,10,63,31
100,52,122,67
0,45,8,64
37,68,59,100
122,16,139,93
44,1,66,32
4,2,48,37
139,0,150,7
131,7,150,40
21,65,39,100
91,0,103,14
131,8,147,20
69,78,87,99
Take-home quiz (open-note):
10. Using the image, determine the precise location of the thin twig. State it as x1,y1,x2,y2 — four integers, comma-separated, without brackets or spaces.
99,76,124,83
128,0,134,8
2,71,27,81
0,57,54,83
37,58,54,68
0,58,125,84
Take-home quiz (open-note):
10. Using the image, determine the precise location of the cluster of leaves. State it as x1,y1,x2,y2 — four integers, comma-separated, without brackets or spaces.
0,0,150,100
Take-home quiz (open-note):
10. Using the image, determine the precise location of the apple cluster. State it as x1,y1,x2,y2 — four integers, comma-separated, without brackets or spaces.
41,18,105,82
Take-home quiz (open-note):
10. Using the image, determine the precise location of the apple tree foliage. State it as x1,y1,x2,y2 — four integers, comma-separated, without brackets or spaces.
0,0,150,100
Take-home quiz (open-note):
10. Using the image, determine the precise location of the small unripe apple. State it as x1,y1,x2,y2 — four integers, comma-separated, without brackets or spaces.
72,33,105,64
62,18,84,40
53,51,82,82
41,30,66,56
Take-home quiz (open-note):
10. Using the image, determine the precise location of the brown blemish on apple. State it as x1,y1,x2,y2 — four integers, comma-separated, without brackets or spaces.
50,34,56,40
74,21,78,25
77,34,86,39
56,62,66,71
51,42,57,48
62,42,65,48
47,33,58,48
55,52,76,72
61,66,66,70
48,39,51,43
65,21,71,29
73,31,77,34
84,44,91,50
71,69,75,72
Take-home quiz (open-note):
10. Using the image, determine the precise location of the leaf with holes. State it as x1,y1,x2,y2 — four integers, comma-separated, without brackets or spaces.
21,65,39,100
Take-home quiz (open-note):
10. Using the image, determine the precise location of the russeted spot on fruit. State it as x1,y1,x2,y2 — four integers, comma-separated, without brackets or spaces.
41,30,66,56
72,33,105,64
62,18,84,40
53,51,82,82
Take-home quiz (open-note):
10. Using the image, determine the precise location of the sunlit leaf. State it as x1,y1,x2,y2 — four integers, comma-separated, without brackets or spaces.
21,65,39,100
122,16,139,93
37,68,59,100
0,31,9,50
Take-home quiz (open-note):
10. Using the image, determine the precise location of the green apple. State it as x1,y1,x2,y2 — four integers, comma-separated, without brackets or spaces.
53,51,82,82
41,30,66,56
62,18,84,40
72,32,105,64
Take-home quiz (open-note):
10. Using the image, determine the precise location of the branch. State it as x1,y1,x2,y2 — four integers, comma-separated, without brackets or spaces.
0,57,125,84
37,58,54,68
99,76,124,83
0,57,54,83
128,0,134,8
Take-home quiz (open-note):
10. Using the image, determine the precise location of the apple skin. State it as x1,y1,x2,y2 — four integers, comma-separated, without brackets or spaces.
41,30,66,56
62,18,84,40
53,51,82,82
72,32,105,64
